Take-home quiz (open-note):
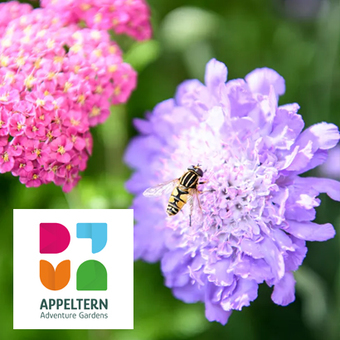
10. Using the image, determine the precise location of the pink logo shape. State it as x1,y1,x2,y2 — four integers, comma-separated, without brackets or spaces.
40,223,70,254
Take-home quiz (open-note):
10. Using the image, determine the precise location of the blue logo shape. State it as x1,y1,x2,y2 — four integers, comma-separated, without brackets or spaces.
76,223,107,254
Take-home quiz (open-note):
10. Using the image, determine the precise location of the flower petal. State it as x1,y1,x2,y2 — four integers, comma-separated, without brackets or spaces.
271,271,296,306
286,220,336,241
245,67,285,97
221,278,258,311
204,59,228,93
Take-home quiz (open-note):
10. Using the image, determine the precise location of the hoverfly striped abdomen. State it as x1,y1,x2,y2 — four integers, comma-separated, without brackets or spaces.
166,186,189,216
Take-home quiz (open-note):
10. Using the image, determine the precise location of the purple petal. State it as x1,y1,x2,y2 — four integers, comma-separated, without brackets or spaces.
205,283,232,325
240,238,265,259
133,118,152,135
204,59,228,93
271,271,296,306
205,299,232,325
204,258,234,286
221,278,258,311
269,104,304,150
124,135,164,169
286,220,336,241
284,238,307,272
309,123,340,150
161,249,187,273
173,281,204,303
234,256,272,283
261,237,285,281
245,67,285,97
297,177,340,201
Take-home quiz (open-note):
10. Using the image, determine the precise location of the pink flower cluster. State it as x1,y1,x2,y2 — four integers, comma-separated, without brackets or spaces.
41,0,152,41
0,1,32,36
0,5,137,192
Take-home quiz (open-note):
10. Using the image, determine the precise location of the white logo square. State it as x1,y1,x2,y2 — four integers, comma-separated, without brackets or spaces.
13,209,133,329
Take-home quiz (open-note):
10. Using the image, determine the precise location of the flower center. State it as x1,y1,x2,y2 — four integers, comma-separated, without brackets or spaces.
77,94,85,105
64,82,72,92
3,152,9,162
57,145,65,154
90,106,100,117
70,118,79,126
0,92,9,102
36,99,45,107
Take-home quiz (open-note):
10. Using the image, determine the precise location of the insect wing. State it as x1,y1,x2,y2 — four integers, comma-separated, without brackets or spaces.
188,189,204,226
143,179,178,197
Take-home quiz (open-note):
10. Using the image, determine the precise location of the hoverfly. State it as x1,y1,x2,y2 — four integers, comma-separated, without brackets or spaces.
143,165,204,226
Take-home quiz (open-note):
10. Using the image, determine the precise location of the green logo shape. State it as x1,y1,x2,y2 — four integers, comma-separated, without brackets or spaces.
76,260,107,291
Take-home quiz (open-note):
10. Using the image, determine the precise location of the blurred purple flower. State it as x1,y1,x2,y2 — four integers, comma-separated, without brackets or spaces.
125,59,340,325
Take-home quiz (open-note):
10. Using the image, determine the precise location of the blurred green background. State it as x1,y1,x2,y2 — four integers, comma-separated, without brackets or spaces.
1,0,340,339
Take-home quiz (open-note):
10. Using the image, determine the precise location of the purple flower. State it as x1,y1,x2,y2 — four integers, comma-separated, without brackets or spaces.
125,59,340,325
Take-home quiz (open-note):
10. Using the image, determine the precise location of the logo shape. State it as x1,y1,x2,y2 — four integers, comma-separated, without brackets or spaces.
76,223,107,254
39,222,108,291
40,223,70,254
40,260,70,291
77,260,107,291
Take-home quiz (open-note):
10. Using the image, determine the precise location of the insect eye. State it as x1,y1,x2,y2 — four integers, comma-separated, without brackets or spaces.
196,168,203,176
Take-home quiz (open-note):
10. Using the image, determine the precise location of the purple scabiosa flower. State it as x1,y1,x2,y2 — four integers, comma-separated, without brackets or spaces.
125,59,340,325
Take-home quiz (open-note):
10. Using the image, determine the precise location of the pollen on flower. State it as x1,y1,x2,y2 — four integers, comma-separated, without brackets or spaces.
16,56,26,67
63,82,72,92
114,86,121,95
77,94,86,105
70,118,80,126
80,3,91,11
70,43,82,53
53,55,64,64
34,58,42,69
24,75,35,88
57,145,65,154
95,85,103,94
46,39,55,49
90,106,100,117
90,30,101,40
47,72,56,80
109,65,117,73
0,56,9,67
0,92,9,102
93,49,102,57
36,99,45,107
125,58,340,325
32,173,38,179
94,13,102,23
74,65,81,73
3,152,9,162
